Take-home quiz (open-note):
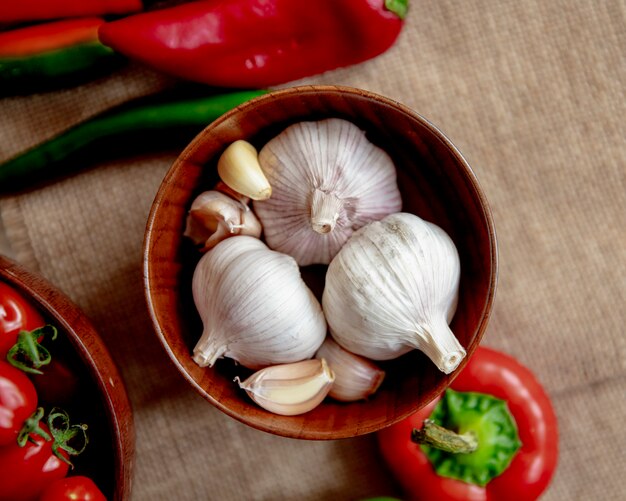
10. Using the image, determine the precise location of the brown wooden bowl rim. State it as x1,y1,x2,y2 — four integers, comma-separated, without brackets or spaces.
143,84,498,439
0,255,135,499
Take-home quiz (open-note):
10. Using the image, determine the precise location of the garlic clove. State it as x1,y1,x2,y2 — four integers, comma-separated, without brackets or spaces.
183,190,262,251
235,359,335,416
217,140,272,201
315,337,385,402
322,212,466,374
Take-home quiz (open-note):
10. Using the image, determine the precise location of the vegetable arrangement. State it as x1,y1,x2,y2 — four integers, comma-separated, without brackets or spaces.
185,117,467,415
377,346,558,500
0,281,106,501
0,2,406,192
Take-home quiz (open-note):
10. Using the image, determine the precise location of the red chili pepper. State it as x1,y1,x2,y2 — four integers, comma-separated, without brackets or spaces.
377,347,558,501
0,18,104,58
98,0,407,88
0,18,123,95
0,0,142,24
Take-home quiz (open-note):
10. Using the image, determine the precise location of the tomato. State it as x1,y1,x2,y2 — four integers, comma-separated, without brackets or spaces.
0,360,38,446
0,422,69,501
39,476,107,501
0,281,45,358
377,346,558,501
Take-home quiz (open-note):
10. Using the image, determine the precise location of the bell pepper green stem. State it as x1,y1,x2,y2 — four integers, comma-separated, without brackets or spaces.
415,389,522,487
0,89,267,192
412,419,478,454
385,0,408,19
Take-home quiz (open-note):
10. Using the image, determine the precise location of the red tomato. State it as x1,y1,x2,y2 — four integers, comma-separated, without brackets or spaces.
0,282,45,358
0,360,38,446
0,422,69,501
377,346,558,501
39,476,107,501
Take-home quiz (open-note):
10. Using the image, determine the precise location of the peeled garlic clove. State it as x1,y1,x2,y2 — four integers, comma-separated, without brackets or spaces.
183,190,262,251
253,118,402,266
315,337,385,402
192,236,327,369
217,140,272,201
236,359,335,416
323,212,466,374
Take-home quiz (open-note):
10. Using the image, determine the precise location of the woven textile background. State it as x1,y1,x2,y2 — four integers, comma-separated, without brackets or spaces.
1,1,624,499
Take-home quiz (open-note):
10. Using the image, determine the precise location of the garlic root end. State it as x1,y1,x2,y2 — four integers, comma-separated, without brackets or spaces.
192,337,226,368
417,320,466,374
310,188,343,234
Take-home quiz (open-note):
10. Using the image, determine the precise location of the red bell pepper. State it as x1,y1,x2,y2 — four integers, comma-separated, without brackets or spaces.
0,0,142,24
377,347,558,501
98,0,407,88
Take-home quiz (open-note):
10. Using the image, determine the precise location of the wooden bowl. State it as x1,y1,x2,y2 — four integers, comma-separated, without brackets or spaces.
0,255,134,500
144,85,497,440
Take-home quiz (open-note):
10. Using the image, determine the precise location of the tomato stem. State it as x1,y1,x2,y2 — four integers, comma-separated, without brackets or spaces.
47,408,89,467
6,325,57,374
17,407,51,446
412,419,478,454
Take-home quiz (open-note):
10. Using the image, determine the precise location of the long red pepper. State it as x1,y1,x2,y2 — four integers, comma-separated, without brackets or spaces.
0,0,142,24
0,18,104,57
99,0,407,88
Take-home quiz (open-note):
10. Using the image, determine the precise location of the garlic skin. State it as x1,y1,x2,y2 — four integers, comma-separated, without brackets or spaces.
217,140,272,201
322,212,465,374
253,118,402,266
184,190,262,251
235,359,335,416
192,236,327,369
315,337,385,402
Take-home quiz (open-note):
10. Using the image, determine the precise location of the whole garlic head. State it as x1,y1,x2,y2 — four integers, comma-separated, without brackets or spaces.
253,118,402,266
192,236,327,369
322,212,465,374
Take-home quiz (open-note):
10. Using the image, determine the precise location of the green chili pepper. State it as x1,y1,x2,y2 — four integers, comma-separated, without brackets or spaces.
0,18,123,96
0,89,267,192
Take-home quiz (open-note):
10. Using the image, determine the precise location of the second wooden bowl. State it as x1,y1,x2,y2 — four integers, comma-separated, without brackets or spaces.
0,255,134,499
143,85,497,440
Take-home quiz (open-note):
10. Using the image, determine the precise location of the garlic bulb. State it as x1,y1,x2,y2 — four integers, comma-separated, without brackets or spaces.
183,190,262,251
322,212,465,374
315,337,385,402
253,118,402,266
192,236,326,369
235,359,334,416
217,140,272,201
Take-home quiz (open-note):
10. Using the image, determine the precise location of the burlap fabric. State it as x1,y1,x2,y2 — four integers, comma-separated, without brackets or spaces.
1,1,624,499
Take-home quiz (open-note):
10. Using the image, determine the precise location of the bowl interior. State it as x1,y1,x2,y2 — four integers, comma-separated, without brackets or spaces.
0,256,134,499
144,85,497,439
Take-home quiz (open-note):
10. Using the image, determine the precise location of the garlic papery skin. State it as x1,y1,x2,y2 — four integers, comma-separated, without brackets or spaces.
217,140,272,200
252,118,402,266
322,212,465,375
315,337,385,402
183,190,262,251
191,236,327,369
235,359,335,416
